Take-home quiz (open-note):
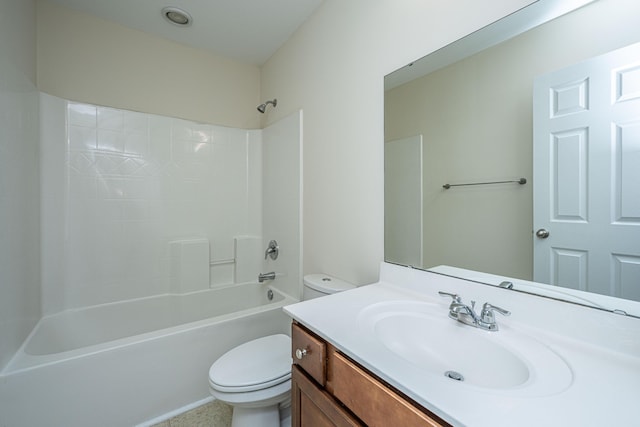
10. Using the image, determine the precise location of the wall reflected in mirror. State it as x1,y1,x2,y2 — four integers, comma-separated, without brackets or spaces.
384,0,640,313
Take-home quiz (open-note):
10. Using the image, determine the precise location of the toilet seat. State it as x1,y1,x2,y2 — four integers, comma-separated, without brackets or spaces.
209,334,292,393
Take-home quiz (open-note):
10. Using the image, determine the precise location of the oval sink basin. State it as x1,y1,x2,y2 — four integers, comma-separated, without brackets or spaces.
375,312,529,388
357,301,573,397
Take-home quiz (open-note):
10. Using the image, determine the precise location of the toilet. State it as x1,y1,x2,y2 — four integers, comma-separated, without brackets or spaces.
208,274,355,427
301,274,356,300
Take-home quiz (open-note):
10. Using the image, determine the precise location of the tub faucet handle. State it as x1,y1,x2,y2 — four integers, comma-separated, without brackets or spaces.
265,240,279,260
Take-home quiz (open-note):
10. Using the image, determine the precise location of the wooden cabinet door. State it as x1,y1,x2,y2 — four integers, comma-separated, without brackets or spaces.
328,351,447,427
292,365,362,427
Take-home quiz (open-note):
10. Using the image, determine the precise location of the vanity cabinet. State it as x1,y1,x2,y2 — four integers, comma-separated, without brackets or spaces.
291,322,449,427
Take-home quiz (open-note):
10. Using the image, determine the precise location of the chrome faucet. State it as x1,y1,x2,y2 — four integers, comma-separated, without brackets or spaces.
449,300,480,324
438,291,510,331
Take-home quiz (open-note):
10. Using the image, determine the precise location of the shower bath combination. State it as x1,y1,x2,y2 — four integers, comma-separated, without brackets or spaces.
257,99,277,113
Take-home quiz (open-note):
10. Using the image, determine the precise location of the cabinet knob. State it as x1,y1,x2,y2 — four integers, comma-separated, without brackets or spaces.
295,348,308,359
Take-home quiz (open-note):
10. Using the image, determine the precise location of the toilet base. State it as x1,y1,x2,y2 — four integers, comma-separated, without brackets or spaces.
279,402,291,427
231,405,279,427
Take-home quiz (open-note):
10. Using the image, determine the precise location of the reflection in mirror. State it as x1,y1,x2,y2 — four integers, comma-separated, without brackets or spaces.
384,0,640,316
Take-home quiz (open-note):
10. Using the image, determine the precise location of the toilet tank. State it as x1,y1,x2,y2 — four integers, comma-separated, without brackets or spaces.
303,274,355,300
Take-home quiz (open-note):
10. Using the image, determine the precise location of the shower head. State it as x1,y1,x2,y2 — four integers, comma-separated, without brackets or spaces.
257,99,277,113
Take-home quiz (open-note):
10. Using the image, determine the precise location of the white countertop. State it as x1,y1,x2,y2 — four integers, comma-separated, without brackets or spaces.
284,262,640,427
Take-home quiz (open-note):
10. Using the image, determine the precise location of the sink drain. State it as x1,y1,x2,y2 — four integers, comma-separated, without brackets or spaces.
444,370,464,381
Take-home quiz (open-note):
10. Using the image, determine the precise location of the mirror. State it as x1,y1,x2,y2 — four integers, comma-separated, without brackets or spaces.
384,0,640,317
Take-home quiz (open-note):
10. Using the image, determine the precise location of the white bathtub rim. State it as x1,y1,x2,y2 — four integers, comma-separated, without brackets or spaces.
25,281,289,356
42,280,279,317
1,286,297,376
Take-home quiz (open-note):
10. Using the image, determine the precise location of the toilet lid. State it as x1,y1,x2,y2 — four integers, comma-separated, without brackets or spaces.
209,334,292,393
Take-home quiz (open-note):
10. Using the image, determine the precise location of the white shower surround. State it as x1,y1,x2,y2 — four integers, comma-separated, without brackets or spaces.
40,94,265,313
0,95,303,426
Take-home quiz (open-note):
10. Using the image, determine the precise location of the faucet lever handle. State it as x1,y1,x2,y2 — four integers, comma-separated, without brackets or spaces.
481,303,510,320
264,240,279,260
438,291,461,302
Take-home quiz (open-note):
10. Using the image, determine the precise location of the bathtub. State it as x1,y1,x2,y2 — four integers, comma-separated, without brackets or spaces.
0,283,296,427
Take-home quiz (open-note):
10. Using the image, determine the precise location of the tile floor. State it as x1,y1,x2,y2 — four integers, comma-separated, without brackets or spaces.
152,400,232,427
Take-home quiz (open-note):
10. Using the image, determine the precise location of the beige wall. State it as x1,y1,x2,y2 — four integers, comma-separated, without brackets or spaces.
260,0,535,285
37,0,261,129
39,0,629,287
385,0,640,280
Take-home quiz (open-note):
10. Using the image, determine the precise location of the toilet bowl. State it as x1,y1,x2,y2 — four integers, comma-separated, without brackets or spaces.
209,334,291,427
208,274,355,427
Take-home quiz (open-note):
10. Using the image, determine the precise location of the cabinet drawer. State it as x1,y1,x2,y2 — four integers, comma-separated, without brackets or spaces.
292,322,326,385
328,351,447,427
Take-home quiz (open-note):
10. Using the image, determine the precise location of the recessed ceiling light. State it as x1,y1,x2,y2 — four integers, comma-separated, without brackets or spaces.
162,7,192,27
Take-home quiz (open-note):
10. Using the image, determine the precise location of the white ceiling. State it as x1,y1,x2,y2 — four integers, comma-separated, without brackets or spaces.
46,0,324,65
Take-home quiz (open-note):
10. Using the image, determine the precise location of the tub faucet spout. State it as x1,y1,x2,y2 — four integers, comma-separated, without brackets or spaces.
258,272,276,283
